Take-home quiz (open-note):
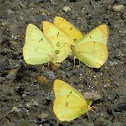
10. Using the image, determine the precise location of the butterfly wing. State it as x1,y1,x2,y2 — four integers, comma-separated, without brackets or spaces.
54,80,83,99
23,24,55,65
77,24,109,46
73,41,108,68
54,16,83,41
43,21,74,63
53,80,91,121
53,95,89,121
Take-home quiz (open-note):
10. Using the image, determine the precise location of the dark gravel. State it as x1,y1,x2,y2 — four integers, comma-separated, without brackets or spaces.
0,0,126,126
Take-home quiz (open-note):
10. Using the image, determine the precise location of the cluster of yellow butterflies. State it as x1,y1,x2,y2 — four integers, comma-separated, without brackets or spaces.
22,16,109,121
23,16,109,68
53,79,92,121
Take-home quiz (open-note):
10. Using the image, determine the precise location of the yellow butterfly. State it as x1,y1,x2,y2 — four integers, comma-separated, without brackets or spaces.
73,24,109,68
23,24,55,65
53,16,109,68
42,21,74,63
53,79,92,121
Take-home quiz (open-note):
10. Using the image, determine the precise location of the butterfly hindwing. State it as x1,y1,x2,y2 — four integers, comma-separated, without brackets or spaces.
53,95,88,121
73,41,108,68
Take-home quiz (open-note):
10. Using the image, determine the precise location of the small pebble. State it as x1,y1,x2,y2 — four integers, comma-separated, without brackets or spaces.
123,0,126,6
38,14,47,23
63,6,71,12
0,76,5,83
84,91,101,101
6,71,16,80
115,102,126,112
0,56,8,72
123,71,126,79
7,9,13,15
83,123,94,126
6,69,18,80
113,5,124,12
26,99,39,109
65,70,73,78
38,113,48,119
104,84,111,88
109,61,118,65
50,63,61,70
94,116,105,126
26,102,32,109
12,107,20,112
31,99,39,106
38,76,47,84
44,71,55,80
18,1,26,8
22,94,26,97
113,122,122,126
0,29,3,44
77,68,85,75
61,60,72,69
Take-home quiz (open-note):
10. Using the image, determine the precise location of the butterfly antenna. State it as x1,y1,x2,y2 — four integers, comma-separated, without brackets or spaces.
48,61,49,67
74,56,76,67
78,52,81,66
79,58,80,66
86,105,95,118
47,54,51,67
90,106,97,113
86,111,90,118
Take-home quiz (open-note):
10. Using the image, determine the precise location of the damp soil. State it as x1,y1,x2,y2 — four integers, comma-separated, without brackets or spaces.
0,0,126,126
